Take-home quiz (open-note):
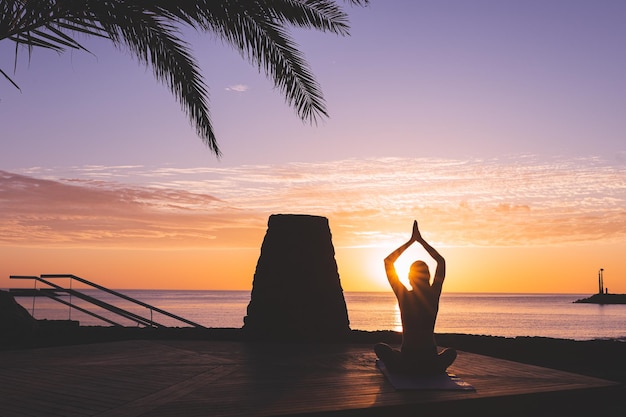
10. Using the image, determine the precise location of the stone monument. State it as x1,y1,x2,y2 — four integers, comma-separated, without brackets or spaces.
243,214,350,341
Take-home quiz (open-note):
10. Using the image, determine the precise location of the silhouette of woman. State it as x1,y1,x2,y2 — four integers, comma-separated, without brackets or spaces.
375,220,456,374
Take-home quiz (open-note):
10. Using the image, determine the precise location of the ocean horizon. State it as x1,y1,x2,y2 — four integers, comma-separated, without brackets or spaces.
10,290,626,342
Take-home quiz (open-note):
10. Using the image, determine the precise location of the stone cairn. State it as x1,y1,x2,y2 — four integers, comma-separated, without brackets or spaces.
243,214,351,341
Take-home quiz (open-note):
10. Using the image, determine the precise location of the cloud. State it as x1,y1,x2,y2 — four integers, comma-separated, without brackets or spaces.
225,84,249,92
0,171,247,248
3,154,625,249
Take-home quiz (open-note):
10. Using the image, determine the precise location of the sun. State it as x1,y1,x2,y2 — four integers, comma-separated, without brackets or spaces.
385,244,438,290
392,255,415,289
366,246,430,290
339,243,440,292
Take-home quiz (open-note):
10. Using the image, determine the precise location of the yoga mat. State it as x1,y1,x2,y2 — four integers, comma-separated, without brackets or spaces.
376,360,475,391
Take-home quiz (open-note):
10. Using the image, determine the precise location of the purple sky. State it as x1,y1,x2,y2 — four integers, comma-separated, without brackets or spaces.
1,1,625,292
2,1,625,168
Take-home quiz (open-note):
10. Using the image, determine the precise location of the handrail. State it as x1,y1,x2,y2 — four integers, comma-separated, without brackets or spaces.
38,276,165,327
10,286,123,326
10,274,206,328
44,290,124,327
11,275,162,327
42,274,205,328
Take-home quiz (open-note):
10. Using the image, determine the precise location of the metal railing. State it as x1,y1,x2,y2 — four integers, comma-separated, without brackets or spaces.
10,274,205,328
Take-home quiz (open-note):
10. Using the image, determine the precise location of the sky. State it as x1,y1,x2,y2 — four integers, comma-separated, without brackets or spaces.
1,0,625,293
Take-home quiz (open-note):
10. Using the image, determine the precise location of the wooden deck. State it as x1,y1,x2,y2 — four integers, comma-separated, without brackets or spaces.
0,339,621,417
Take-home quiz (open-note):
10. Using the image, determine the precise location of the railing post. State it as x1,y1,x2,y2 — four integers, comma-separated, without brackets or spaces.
31,279,37,317
69,276,73,321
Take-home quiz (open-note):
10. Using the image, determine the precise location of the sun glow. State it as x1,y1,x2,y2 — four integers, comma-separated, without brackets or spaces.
393,303,402,333
392,256,414,290
350,242,444,292
386,243,440,291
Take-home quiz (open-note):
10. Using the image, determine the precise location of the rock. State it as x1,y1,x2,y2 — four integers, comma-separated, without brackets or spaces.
243,214,350,341
573,293,626,304
0,290,38,332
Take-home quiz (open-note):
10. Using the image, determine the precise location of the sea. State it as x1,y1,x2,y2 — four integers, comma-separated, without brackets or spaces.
12,290,626,341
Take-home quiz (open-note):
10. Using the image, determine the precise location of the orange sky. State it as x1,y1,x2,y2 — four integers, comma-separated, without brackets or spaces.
1,156,624,294
1,240,624,294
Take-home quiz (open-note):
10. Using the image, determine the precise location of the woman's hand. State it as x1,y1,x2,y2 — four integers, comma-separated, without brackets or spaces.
410,220,422,242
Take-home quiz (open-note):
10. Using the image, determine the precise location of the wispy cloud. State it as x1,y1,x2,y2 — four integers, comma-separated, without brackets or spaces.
4,155,625,249
0,171,241,248
225,84,249,92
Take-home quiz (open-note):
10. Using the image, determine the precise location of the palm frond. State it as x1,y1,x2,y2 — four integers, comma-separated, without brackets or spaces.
252,0,352,35
194,1,330,122
0,67,21,91
1,0,369,157
86,1,219,155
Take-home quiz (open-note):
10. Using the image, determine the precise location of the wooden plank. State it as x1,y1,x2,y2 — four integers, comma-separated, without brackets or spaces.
0,340,619,417
95,365,237,417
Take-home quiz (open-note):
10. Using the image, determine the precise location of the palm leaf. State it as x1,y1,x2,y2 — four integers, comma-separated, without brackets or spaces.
259,0,352,34
0,67,21,91
86,1,219,155
193,1,330,122
1,0,369,156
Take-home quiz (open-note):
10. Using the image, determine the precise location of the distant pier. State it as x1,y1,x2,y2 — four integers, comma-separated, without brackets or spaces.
574,293,626,304
573,268,626,304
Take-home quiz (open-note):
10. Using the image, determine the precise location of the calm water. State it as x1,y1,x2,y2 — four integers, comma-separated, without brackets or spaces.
12,290,626,341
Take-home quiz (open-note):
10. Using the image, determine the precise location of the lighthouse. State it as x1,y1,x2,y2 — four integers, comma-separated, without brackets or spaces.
598,268,604,295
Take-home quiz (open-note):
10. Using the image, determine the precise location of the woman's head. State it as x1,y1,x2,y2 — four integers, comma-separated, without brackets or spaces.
408,260,430,287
